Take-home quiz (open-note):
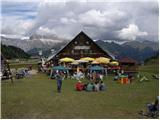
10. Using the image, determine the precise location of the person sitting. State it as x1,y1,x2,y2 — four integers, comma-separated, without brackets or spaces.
94,81,100,92
139,76,149,82
99,74,104,81
147,96,159,113
72,72,77,79
99,81,106,91
139,96,159,118
83,83,88,91
75,81,84,91
86,82,94,91
152,74,159,80
113,72,119,81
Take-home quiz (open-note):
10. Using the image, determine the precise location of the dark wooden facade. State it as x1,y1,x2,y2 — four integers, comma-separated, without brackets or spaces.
49,31,115,64
119,57,138,73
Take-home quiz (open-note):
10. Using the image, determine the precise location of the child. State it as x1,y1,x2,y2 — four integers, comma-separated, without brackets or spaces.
75,81,84,91
99,81,106,91
86,83,94,91
94,81,100,91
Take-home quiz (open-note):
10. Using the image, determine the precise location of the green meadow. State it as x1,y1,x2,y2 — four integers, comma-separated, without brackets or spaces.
1,59,159,119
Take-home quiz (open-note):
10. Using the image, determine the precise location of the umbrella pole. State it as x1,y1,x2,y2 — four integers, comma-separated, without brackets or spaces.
63,62,65,67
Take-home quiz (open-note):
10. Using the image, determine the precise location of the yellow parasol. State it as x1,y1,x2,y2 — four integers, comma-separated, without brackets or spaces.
71,61,79,65
80,57,95,62
91,61,100,64
59,57,75,62
109,61,119,66
76,60,88,63
95,57,110,64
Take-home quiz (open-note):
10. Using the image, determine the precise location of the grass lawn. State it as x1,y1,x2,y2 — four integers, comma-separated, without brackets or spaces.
10,63,38,69
1,62,159,118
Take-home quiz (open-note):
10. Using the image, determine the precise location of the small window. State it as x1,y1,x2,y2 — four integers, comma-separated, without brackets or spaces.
71,50,74,54
75,41,78,44
86,50,89,54
86,41,89,45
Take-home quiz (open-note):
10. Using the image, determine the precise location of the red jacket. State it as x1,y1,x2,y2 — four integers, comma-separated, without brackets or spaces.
75,83,84,91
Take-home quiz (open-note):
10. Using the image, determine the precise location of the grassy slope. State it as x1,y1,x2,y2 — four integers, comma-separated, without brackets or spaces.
9,59,38,69
1,58,159,119
10,63,38,69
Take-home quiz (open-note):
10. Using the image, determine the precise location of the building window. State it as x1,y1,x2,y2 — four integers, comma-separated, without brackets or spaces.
85,49,89,54
86,41,89,45
71,50,74,54
75,41,78,44
81,50,83,54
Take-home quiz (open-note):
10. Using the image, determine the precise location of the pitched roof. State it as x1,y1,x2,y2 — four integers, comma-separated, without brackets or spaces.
47,31,115,61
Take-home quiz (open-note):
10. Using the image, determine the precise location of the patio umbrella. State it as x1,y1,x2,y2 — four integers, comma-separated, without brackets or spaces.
89,65,104,71
52,65,70,71
76,60,88,63
80,57,95,62
95,57,110,64
59,57,75,62
91,61,100,64
109,61,119,66
71,61,79,65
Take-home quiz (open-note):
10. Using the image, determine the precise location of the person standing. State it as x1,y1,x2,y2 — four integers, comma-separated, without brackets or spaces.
92,71,96,82
55,71,64,93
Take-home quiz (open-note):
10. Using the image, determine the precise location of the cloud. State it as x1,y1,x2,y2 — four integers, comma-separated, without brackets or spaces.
26,1,127,38
79,9,109,27
117,24,148,40
1,0,159,41
1,0,43,3
36,27,56,35
2,1,38,19
1,16,34,35
79,9,126,27
1,1,37,36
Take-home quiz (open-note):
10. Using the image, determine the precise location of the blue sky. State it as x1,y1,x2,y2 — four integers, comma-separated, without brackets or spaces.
2,2,37,20
1,0,159,41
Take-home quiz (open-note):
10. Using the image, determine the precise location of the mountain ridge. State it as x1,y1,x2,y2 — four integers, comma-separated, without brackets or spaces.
1,34,158,62
1,44,30,59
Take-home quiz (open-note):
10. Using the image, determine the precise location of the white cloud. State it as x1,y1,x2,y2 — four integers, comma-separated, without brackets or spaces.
79,9,107,27
2,0,157,3
60,17,69,24
78,9,126,28
1,34,29,40
117,24,148,40
1,16,34,35
1,0,158,41
37,27,56,35
1,0,43,3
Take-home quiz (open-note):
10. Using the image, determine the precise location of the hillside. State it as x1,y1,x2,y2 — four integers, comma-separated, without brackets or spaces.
139,54,159,74
27,41,67,57
144,53,159,65
123,40,158,51
1,44,30,59
1,33,158,62
96,40,158,62
1,34,69,51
